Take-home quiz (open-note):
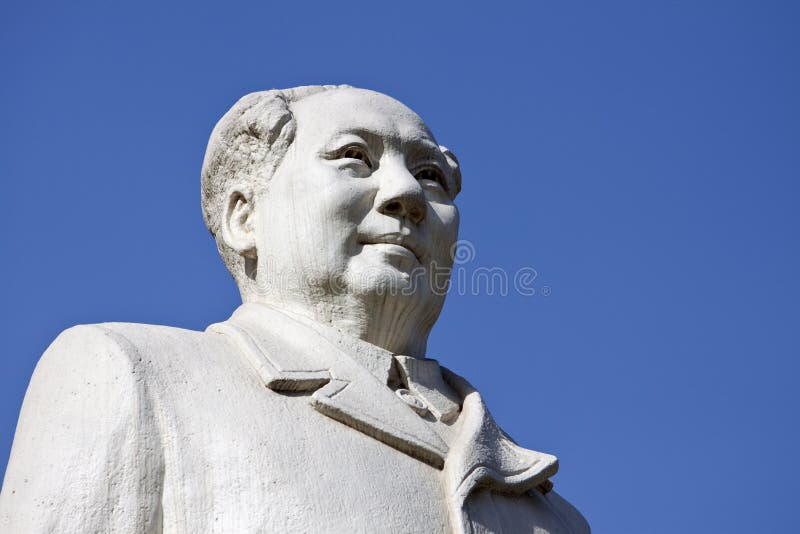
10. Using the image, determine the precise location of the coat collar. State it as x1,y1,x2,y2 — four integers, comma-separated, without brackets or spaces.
209,303,448,467
208,303,557,502
441,370,558,515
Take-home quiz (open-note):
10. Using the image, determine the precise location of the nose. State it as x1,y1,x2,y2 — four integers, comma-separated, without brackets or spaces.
375,164,426,225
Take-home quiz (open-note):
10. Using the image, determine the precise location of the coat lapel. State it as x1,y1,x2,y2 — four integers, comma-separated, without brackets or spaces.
208,304,448,469
210,303,558,525
441,368,559,533
310,376,447,469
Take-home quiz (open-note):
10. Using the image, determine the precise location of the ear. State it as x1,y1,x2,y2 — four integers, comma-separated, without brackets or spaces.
439,145,462,198
221,187,257,258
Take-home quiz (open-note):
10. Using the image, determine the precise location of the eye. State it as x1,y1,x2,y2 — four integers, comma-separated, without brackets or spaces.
415,166,448,191
337,144,372,168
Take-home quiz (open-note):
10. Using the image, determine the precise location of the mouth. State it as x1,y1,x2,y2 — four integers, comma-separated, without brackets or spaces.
359,234,423,263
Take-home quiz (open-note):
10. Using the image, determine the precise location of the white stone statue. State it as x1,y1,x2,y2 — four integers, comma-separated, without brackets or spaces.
0,86,589,533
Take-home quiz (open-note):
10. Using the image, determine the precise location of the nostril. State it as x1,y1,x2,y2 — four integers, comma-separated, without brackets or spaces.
379,195,425,224
384,200,404,215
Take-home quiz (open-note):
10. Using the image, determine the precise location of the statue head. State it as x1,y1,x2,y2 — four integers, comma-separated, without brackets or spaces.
201,86,462,356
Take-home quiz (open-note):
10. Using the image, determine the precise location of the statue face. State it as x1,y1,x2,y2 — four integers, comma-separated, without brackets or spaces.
252,88,459,319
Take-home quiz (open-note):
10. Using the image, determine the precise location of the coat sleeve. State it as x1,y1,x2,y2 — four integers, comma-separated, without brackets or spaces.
0,324,164,533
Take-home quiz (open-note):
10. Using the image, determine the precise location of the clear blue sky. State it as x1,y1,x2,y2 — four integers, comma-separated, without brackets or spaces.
1,1,798,532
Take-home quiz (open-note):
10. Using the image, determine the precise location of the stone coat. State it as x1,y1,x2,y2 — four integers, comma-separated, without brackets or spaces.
0,303,589,533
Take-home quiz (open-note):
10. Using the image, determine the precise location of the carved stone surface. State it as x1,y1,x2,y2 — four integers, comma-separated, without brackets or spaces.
0,86,590,533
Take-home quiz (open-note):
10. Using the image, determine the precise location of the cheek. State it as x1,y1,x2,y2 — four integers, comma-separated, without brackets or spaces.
290,166,375,224
431,203,459,235
285,173,375,270
426,204,460,259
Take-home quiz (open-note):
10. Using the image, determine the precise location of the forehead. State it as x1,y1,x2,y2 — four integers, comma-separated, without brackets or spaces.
290,88,436,146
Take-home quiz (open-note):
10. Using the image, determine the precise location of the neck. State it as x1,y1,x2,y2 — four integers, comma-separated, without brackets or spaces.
244,290,439,357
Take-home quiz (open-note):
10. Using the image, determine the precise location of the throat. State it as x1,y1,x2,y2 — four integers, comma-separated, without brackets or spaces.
247,290,438,358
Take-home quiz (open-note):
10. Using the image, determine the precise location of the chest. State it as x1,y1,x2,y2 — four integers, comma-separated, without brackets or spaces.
154,383,452,533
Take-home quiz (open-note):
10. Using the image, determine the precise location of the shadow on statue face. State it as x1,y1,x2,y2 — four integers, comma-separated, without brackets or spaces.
251,88,460,318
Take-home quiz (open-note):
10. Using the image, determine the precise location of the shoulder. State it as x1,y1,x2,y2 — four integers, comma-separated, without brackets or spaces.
441,366,590,533
39,321,208,368
28,321,216,402
27,323,181,407
1,323,175,531
44,321,203,349
543,490,591,534
77,320,207,350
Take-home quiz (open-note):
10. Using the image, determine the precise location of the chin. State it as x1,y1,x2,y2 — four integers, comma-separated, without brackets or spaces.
343,258,429,297
349,270,443,317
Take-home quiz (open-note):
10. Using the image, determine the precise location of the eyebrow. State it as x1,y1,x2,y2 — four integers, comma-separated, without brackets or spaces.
326,127,438,148
405,139,446,163
321,128,445,166
326,128,380,142
320,129,382,151
407,138,439,151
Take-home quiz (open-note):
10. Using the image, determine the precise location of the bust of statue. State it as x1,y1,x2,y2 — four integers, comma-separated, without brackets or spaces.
0,85,589,533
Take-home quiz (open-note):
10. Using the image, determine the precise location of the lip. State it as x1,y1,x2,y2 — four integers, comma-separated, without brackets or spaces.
359,233,423,263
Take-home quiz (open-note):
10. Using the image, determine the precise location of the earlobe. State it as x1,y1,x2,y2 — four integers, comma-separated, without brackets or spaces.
221,188,257,258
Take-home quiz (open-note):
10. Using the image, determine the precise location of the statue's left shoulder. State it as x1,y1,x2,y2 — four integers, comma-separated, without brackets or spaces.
543,490,591,534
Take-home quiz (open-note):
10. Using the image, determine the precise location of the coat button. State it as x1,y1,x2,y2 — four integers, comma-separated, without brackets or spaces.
395,388,428,415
